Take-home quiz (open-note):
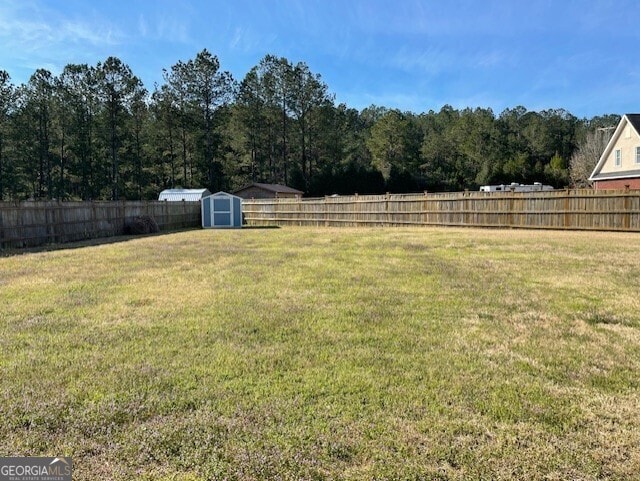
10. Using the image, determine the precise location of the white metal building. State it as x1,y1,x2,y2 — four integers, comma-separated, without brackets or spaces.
158,188,211,201
479,183,554,193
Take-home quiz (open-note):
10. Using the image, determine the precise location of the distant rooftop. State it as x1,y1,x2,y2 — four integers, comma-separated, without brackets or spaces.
234,183,303,194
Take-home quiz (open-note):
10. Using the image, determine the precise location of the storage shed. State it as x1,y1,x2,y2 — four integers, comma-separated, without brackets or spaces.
159,188,211,201
201,192,243,228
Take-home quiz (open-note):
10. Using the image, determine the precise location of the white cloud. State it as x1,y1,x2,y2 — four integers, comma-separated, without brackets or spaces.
230,27,243,49
61,19,120,47
138,14,149,37
474,50,510,69
390,45,511,77
153,15,190,44
0,2,121,49
392,46,453,75
340,90,433,112
227,26,277,54
0,1,125,82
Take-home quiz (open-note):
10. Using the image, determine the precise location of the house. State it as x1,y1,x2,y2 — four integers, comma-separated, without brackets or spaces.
201,192,243,229
589,114,640,189
233,183,303,199
158,188,211,201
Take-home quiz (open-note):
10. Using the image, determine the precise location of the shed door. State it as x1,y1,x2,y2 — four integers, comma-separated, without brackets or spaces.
233,198,242,226
213,197,231,226
202,197,211,227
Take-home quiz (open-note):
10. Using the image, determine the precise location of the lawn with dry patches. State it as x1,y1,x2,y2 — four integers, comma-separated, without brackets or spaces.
1,227,639,480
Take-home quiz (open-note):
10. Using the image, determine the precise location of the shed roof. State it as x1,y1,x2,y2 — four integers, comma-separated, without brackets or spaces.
159,188,211,201
234,183,303,194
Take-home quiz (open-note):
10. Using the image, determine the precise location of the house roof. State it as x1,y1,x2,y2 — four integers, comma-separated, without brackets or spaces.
589,114,640,181
590,168,640,181
626,114,640,133
234,183,304,194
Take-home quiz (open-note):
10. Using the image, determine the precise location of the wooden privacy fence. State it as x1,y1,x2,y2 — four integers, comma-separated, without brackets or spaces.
243,189,640,232
0,200,201,248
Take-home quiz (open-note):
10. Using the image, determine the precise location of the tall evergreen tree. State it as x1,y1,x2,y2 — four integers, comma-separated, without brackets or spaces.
149,84,179,190
163,59,197,186
61,64,100,199
184,49,236,191
288,61,332,190
0,71,15,200
96,57,144,200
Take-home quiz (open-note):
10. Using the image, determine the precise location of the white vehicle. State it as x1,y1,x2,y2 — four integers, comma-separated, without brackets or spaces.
479,182,554,193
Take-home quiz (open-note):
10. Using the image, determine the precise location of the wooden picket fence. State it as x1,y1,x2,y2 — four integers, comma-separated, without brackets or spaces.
242,189,640,232
0,200,201,248
4,190,639,249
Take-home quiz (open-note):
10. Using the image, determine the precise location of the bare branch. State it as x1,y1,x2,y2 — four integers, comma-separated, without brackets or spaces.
569,129,612,188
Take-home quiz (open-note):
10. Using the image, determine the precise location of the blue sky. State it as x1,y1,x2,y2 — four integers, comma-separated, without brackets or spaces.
0,0,638,118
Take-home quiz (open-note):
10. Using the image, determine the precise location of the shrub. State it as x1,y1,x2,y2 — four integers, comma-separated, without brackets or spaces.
123,215,159,235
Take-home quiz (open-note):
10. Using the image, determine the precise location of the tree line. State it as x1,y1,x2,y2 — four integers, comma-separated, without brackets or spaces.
0,49,620,201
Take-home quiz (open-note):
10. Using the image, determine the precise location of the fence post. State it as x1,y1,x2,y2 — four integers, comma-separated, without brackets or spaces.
624,190,631,231
354,193,359,227
17,201,23,247
463,189,468,226
324,196,329,227
509,191,515,227
385,192,390,227
273,198,277,225
120,200,127,236
45,202,53,245
423,191,428,226
90,201,95,238
55,200,62,243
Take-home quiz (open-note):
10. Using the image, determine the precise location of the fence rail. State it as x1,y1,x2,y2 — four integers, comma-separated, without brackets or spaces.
0,200,201,248
242,189,640,232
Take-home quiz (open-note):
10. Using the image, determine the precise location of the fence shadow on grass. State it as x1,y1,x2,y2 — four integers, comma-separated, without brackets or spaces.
0,227,199,258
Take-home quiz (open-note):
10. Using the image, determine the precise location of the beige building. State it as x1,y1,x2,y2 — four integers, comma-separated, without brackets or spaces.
590,114,640,189
233,183,303,199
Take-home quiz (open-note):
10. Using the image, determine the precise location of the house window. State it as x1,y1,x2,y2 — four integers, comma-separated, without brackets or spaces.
615,149,621,167
636,146,640,164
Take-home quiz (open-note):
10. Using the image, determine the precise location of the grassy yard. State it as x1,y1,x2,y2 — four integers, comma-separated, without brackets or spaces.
1,227,640,480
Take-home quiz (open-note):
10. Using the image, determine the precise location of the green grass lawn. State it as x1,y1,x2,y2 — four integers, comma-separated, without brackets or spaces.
1,227,640,480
